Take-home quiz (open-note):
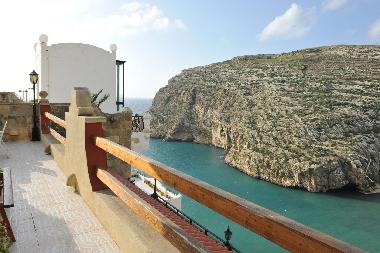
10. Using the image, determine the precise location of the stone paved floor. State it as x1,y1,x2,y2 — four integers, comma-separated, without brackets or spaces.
0,141,120,253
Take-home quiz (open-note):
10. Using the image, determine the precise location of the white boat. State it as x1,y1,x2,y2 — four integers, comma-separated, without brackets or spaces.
130,170,182,210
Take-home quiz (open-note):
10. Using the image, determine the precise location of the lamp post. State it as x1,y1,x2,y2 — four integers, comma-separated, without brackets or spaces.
18,89,28,102
25,89,28,102
224,226,232,250
18,90,24,101
29,70,40,141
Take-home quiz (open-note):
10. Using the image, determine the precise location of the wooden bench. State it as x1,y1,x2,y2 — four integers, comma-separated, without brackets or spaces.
0,167,15,242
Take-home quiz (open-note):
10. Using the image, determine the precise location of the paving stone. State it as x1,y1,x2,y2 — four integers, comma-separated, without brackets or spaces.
1,141,120,253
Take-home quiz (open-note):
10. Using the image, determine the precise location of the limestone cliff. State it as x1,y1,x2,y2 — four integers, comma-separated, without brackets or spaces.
150,45,380,193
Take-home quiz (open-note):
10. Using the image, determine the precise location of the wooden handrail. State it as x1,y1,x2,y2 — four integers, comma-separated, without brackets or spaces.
95,137,365,253
50,128,66,144
45,112,67,128
96,168,206,253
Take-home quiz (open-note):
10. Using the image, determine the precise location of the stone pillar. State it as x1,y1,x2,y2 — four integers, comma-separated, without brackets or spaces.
101,108,132,179
65,87,108,193
35,34,49,95
39,91,50,134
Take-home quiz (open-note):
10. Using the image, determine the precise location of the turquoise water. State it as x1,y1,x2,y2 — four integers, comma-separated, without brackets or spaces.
141,139,380,253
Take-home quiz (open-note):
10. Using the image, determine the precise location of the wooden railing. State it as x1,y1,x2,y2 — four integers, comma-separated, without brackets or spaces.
95,137,365,253
45,112,67,128
41,110,365,253
45,112,66,144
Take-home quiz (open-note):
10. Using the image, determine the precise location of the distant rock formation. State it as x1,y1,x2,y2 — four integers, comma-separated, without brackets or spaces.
150,45,380,193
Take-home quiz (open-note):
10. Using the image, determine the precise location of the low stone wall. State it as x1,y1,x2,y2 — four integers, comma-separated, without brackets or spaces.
95,107,133,178
0,92,23,103
0,103,34,141
50,103,70,119
0,102,70,142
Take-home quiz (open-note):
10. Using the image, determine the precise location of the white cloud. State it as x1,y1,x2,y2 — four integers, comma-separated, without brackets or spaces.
369,19,380,40
174,19,188,31
322,0,348,12
258,4,316,41
121,2,146,12
80,2,186,36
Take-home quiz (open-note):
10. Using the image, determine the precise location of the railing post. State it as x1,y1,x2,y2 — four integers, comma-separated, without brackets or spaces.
39,91,50,134
151,178,158,198
85,121,108,191
66,87,108,192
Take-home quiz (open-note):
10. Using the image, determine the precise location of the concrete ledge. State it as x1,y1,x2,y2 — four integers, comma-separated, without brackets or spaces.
92,190,181,253
41,133,61,147
82,116,107,123
51,147,180,252
41,133,66,169
50,144,66,172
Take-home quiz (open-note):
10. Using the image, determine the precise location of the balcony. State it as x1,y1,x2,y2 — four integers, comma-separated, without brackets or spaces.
2,141,120,252
0,87,367,253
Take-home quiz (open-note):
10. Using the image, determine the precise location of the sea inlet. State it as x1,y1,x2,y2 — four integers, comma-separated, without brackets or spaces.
140,138,380,253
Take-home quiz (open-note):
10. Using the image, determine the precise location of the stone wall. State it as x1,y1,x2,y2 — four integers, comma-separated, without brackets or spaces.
0,101,71,142
0,92,32,141
50,103,70,119
0,92,23,103
94,107,133,178
0,103,33,141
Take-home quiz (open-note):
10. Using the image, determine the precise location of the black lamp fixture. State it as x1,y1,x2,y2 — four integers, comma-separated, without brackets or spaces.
30,70,38,84
224,226,232,250
29,70,40,141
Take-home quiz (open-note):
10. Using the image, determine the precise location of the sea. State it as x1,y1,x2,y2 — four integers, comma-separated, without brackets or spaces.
125,98,380,253
124,98,153,114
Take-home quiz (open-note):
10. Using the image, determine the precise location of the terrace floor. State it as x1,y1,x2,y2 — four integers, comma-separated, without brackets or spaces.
0,141,120,253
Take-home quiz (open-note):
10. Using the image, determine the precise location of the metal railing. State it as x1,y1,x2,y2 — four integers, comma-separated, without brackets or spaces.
153,193,242,253
132,114,144,132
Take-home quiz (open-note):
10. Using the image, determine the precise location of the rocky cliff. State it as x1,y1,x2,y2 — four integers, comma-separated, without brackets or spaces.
150,45,380,193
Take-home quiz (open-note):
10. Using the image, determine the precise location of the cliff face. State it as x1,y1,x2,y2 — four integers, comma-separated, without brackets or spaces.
150,45,380,193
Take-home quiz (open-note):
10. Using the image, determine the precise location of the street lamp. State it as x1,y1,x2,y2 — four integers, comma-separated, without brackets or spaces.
29,70,40,141
24,89,28,102
18,89,28,102
18,90,24,101
224,226,232,250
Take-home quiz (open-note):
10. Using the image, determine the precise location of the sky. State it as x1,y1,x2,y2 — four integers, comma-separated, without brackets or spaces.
0,0,379,98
